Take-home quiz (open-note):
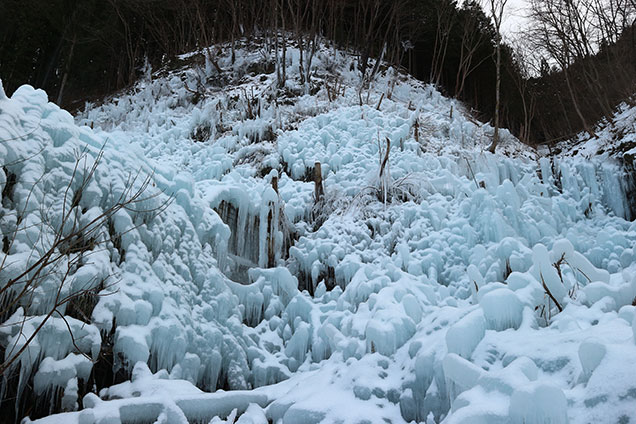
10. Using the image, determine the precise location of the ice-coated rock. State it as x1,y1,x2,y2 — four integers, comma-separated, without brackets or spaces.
445,310,486,359
236,404,268,424
443,353,485,394
282,407,326,424
509,383,568,424
402,293,423,323
479,288,524,331
578,339,606,382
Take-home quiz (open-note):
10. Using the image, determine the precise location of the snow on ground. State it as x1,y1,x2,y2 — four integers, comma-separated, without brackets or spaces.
1,39,635,424
555,101,636,161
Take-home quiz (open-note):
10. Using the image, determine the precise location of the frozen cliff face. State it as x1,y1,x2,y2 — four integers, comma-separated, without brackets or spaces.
2,38,636,424
554,101,636,220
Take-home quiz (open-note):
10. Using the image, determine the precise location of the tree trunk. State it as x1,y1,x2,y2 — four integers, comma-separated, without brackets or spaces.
564,67,596,137
488,42,501,153
56,33,76,106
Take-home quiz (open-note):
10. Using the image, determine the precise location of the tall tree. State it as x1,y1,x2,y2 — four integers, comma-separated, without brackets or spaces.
485,0,508,153
454,2,492,98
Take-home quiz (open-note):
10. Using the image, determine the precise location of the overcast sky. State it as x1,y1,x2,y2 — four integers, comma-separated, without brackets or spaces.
500,0,532,38
457,0,532,38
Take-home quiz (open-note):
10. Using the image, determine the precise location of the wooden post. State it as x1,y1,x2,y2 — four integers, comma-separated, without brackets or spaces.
267,207,275,268
271,175,278,194
267,176,279,268
314,162,324,202
414,119,419,143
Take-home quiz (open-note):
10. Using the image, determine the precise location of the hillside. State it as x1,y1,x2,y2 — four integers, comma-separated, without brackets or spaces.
1,40,636,424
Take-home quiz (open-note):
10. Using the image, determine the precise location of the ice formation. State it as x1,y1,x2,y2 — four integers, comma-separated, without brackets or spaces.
0,39,635,424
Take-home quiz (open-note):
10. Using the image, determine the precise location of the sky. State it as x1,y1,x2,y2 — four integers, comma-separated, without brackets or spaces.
500,0,532,38
457,0,532,39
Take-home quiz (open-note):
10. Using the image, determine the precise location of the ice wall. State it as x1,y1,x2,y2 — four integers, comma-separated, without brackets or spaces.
5,38,636,424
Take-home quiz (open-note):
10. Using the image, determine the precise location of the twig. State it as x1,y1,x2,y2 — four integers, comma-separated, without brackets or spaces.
465,157,480,189
376,93,384,110
540,271,563,313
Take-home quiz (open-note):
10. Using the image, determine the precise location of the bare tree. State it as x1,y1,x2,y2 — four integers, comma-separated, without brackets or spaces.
485,0,508,153
355,0,383,79
507,40,538,143
271,0,288,89
527,1,581,134
286,0,323,91
430,0,456,86
455,3,490,98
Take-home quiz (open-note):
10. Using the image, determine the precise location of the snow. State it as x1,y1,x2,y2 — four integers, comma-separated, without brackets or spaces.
1,38,635,423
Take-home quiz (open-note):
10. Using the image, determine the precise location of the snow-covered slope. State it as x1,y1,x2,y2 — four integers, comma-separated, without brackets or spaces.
1,40,636,424
556,102,636,159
